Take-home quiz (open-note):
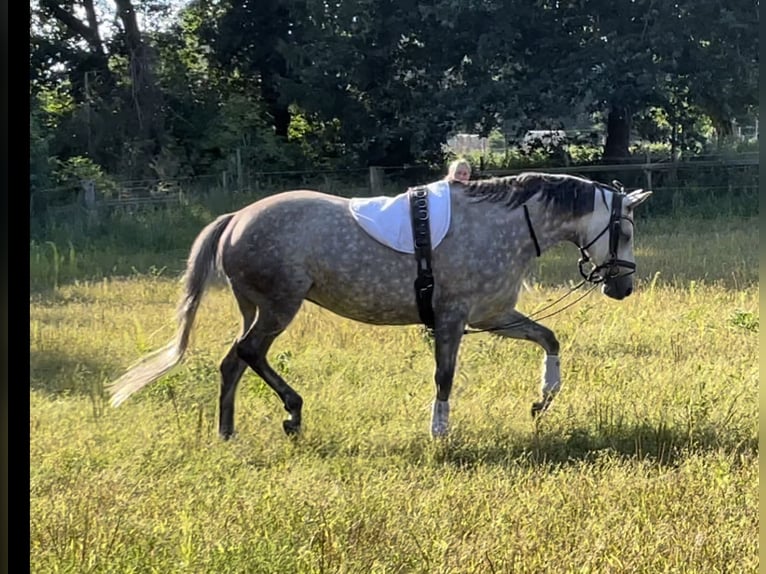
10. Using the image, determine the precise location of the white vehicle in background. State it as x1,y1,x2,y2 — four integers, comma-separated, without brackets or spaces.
522,129,567,150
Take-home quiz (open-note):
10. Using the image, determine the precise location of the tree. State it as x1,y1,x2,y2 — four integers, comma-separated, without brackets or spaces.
198,0,305,139
114,0,166,156
673,0,759,146
31,0,166,176
30,0,759,184
537,0,759,160
33,0,116,97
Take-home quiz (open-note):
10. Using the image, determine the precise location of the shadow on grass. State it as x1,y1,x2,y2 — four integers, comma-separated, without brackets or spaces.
428,422,755,469
30,347,119,398
298,418,756,471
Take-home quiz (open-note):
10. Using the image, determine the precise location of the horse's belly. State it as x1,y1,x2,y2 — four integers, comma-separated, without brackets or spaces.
305,281,418,325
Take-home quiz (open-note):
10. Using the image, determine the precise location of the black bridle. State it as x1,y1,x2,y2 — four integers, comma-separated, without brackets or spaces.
524,185,635,285
576,191,636,284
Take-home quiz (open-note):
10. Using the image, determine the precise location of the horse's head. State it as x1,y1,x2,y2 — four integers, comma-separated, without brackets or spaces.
578,186,652,300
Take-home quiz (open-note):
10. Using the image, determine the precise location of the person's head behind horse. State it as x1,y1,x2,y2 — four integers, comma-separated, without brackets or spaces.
446,158,472,183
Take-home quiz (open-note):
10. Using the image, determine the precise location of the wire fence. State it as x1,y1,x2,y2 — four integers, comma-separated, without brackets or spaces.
31,153,758,225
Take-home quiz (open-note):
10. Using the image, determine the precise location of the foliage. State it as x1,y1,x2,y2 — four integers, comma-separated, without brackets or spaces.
51,156,119,195
29,0,759,187
30,107,55,193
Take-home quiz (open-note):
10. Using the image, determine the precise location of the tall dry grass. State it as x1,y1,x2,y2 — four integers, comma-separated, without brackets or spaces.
30,215,757,573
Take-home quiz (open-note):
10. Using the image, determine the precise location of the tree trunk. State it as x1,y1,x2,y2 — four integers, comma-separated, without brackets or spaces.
366,134,413,167
713,117,734,149
272,105,291,139
603,105,631,163
115,0,164,156
257,3,291,138
39,0,115,98
260,74,291,138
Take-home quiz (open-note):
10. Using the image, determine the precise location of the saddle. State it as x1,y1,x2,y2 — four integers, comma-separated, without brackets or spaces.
348,180,450,329
347,181,451,253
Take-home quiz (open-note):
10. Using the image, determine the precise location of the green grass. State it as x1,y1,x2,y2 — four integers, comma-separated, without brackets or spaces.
30,215,757,573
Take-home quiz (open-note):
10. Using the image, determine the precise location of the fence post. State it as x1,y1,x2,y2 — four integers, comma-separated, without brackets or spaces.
369,166,384,195
82,179,98,224
643,153,653,190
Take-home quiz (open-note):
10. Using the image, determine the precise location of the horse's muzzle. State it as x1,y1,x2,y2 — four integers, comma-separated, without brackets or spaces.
602,276,633,300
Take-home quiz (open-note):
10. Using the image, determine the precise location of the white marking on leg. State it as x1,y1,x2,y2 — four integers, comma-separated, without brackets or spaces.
541,354,561,399
431,399,450,437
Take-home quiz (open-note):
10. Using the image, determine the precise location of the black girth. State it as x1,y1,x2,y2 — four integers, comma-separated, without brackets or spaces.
408,187,435,329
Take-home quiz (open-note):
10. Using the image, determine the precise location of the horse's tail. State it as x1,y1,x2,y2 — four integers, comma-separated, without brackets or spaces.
107,212,236,407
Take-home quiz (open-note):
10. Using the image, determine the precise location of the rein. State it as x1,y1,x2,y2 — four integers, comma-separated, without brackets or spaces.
463,280,599,335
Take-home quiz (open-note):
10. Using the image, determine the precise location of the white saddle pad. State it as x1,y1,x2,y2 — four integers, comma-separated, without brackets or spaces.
348,180,451,254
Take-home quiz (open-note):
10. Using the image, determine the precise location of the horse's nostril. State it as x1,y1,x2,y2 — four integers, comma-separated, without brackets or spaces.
625,287,633,297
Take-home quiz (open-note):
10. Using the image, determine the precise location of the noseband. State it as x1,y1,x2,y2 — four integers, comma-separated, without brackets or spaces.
577,192,635,284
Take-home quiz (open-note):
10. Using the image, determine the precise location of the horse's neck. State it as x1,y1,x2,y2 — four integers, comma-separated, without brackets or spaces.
527,204,580,253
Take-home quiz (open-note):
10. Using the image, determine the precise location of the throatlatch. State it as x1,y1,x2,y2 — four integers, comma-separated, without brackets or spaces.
408,187,435,330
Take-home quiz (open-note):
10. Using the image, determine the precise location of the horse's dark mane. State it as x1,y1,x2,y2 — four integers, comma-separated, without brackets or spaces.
462,172,602,217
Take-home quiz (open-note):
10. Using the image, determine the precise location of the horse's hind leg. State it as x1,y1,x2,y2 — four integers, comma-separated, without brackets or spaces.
219,306,256,439
235,299,304,435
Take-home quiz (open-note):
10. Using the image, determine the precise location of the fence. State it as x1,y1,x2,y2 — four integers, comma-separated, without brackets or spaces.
31,153,758,225
481,152,758,190
480,153,758,218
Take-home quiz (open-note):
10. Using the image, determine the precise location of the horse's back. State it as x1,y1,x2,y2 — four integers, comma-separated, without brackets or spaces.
218,189,420,323
237,189,346,221
223,190,348,249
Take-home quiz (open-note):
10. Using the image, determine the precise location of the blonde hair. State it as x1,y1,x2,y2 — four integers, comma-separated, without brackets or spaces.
446,158,471,181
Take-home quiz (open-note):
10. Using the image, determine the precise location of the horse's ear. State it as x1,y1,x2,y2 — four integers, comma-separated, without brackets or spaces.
625,189,652,209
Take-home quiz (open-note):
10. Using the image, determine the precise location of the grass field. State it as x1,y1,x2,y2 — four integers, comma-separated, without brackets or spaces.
30,214,758,573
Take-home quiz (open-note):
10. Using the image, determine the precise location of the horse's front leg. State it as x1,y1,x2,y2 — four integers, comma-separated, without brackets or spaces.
430,314,466,437
476,311,561,417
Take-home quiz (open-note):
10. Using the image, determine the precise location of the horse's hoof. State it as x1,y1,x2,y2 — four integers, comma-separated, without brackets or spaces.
219,428,235,441
431,400,450,438
531,401,546,418
283,420,301,435
430,423,449,439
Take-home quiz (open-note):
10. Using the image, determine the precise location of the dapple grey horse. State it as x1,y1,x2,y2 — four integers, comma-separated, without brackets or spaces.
107,172,651,438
